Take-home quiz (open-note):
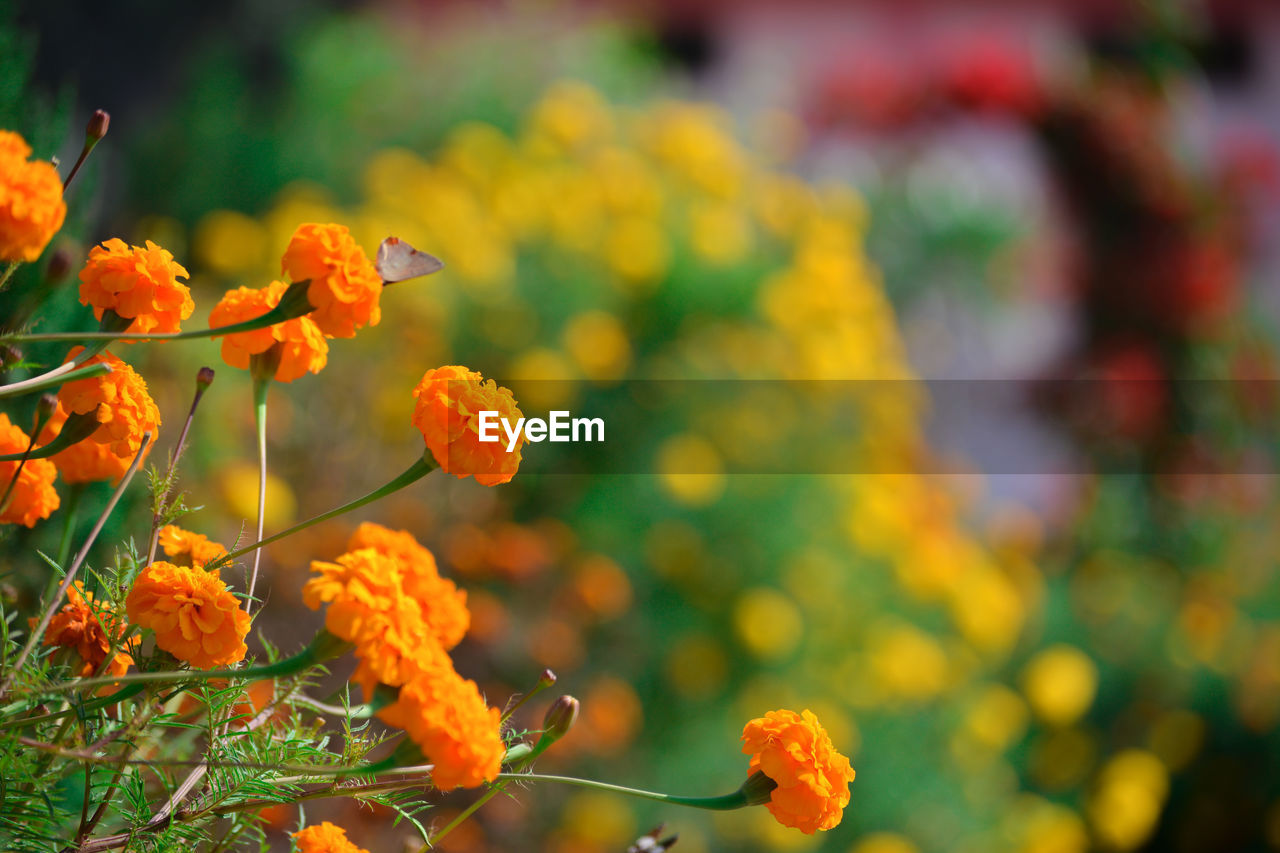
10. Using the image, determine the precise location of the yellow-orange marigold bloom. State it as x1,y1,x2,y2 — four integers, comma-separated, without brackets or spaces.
347,522,469,649
48,349,159,483
125,561,250,669
742,708,857,834
303,547,450,698
158,524,228,568
410,365,524,486
78,238,194,335
376,657,505,791
0,412,59,527
0,130,65,262
280,223,382,338
292,822,370,853
209,281,328,382
39,582,133,679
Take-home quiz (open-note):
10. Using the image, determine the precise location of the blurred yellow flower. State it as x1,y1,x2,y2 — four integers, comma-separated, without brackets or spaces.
562,310,631,381
1087,750,1169,851
734,587,805,661
194,210,268,276
1021,645,1099,727
657,434,725,507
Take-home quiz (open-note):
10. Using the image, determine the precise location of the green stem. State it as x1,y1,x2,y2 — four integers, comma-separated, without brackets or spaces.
493,773,753,811
0,279,313,346
206,455,437,573
0,682,145,730
0,360,111,400
14,635,338,698
0,260,19,291
245,371,272,611
56,483,84,568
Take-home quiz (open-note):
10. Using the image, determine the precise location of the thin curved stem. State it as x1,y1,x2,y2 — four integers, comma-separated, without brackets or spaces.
205,455,437,573
0,360,111,400
494,773,752,811
16,641,325,698
246,375,270,612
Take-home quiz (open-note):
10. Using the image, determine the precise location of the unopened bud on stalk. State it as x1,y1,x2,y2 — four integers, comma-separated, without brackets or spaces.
0,346,22,371
86,110,110,143
542,695,579,741
539,668,557,688
196,366,216,392
45,247,74,282
34,394,57,432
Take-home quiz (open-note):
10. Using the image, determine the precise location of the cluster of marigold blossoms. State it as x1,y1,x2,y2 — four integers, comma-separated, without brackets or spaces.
305,522,506,790
1,113,861,850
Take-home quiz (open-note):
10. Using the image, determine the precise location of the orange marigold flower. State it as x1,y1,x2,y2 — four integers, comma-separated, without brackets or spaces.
209,281,328,382
78,238,194,335
46,349,160,483
741,709,857,834
410,365,524,486
280,223,382,338
292,822,370,853
376,657,505,791
0,130,66,262
303,547,449,698
158,524,228,568
125,561,250,669
0,412,59,527
347,522,469,649
38,582,133,679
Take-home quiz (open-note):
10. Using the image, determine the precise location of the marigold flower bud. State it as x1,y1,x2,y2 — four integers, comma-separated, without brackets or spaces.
292,822,370,853
0,412,59,527
280,222,382,338
209,281,327,383
542,694,580,741
86,110,110,143
196,366,216,391
78,238,194,336
46,348,160,483
45,246,74,282
741,708,856,834
410,365,525,486
125,561,250,669
0,130,66,262
0,345,21,370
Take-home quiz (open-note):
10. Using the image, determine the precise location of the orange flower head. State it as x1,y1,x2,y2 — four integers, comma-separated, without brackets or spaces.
125,561,250,669
158,524,228,568
78,238,194,335
0,412,59,527
48,349,160,482
348,522,469,649
292,822,370,853
280,223,382,338
304,547,448,699
376,657,505,791
0,130,66,262
410,365,524,486
741,708,857,834
209,281,328,382
38,582,133,679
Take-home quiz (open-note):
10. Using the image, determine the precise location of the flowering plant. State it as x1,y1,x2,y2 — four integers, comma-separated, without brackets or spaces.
0,105,856,853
